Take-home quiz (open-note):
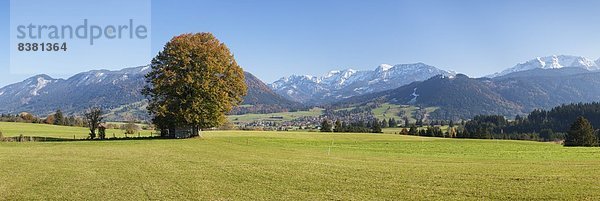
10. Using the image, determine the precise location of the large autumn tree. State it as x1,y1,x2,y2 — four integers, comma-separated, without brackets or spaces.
143,33,247,137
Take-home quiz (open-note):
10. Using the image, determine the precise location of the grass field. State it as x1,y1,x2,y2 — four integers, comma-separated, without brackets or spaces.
0,122,155,139
1,123,600,200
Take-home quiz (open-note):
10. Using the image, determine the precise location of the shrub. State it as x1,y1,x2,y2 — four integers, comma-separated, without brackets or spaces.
141,125,155,130
123,122,140,135
98,127,106,140
539,129,554,141
105,124,120,129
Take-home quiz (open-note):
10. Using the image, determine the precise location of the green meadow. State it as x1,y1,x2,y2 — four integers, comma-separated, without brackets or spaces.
1,122,600,200
0,122,155,139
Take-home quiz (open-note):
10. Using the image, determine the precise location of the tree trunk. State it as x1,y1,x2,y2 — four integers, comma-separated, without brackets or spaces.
194,125,203,138
168,128,175,138
90,127,96,139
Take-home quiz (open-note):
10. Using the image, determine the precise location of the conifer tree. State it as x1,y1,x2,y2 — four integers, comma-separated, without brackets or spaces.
371,119,382,133
334,120,343,132
564,116,597,147
53,110,64,125
389,118,396,127
320,119,332,132
409,125,418,135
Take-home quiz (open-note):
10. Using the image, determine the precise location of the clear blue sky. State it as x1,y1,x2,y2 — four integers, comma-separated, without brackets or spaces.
2,0,600,87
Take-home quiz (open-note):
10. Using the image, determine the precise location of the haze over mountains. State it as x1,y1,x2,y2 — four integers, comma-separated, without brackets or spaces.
1,54,599,120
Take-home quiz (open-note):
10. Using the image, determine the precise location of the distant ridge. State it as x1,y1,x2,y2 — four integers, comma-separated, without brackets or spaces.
270,63,455,104
487,55,600,77
338,68,600,120
0,66,298,120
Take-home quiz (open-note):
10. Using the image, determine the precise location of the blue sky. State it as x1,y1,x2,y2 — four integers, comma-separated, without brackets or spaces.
2,0,600,87
8,0,151,75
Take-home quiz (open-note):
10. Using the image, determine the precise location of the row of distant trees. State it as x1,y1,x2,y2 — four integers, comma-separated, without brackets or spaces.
0,110,86,127
396,125,458,138
459,103,600,146
319,116,462,134
318,102,600,147
461,114,599,146
320,119,383,133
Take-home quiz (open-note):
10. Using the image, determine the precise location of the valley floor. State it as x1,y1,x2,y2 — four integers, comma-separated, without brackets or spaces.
1,128,600,200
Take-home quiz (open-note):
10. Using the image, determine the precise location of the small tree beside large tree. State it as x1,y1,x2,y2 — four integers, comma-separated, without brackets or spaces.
143,33,247,138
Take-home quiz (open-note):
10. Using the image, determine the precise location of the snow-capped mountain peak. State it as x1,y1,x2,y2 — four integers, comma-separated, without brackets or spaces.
29,76,55,96
325,70,340,77
0,66,154,115
302,75,318,82
269,63,453,103
324,69,358,78
489,55,600,77
320,69,359,86
0,74,59,104
376,64,393,72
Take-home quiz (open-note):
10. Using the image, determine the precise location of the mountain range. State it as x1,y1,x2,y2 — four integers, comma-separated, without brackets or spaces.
270,63,455,104
338,67,600,120
1,54,599,120
0,66,150,119
487,55,600,77
0,66,295,120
